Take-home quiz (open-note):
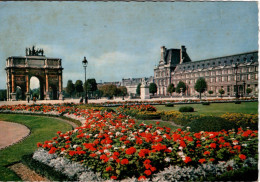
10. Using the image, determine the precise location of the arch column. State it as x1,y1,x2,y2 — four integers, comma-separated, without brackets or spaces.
58,73,63,100
45,72,50,100
11,71,16,101
25,73,30,100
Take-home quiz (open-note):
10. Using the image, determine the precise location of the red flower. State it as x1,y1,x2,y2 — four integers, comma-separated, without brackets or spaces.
209,158,215,162
110,176,117,180
106,166,113,172
125,147,136,155
239,154,246,160
156,121,160,125
138,176,146,180
48,147,56,154
37,142,42,147
144,170,152,176
199,158,206,164
121,158,129,165
210,143,216,149
183,156,192,163
143,159,151,165
204,151,210,155
90,153,97,157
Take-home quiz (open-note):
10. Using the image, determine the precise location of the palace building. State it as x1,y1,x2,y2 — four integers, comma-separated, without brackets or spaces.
154,46,258,97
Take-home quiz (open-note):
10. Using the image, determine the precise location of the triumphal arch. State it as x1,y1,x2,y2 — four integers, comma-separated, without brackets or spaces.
5,46,63,101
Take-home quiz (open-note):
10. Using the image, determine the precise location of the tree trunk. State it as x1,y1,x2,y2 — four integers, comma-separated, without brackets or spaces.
199,92,201,100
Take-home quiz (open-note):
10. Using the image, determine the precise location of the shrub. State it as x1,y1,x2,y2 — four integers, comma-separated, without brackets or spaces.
179,106,194,112
21,154,73,181
184,116,236,132
235,101,241,104
165,103,174,107
135,111,161,120
221,113,258,130
205,166,258,181
202,102,210,105
161,111,200,126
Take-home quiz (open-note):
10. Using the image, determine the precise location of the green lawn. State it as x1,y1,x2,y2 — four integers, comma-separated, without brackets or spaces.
155,102,258,116
0,114,73,181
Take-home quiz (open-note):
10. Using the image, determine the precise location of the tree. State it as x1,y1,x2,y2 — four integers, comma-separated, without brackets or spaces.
176,81,186,94
84,78,97,97
167,83,175,96
118,86,128,100
136,83,141,96
75,80,83,97
66,80,75,98
208,90,214,96
99,84,118,99
0,89,7,101
218,89,225,98
149,83,157,96
246,88,252,96
194,77,207,99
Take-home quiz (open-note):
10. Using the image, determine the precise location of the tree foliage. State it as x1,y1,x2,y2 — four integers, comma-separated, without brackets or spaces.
84,78,97,93
136,83,141,95
99,84,118,98
176,81,186,94
208,90,214,95
219,89,225,98
149,83,157,95
167,83,175,95
246,88,252,95
194,77,207,99
0,89,7,101
118,86,128,96
66,80,75,98
75,80,83,97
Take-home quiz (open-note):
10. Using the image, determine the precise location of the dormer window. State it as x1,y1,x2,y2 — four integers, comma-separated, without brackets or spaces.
218,61,221,65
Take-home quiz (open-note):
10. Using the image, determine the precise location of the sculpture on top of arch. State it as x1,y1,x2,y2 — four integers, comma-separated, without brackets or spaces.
5,46,63,101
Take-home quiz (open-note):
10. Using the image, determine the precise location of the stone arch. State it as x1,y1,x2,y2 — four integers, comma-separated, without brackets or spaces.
5,47,63,101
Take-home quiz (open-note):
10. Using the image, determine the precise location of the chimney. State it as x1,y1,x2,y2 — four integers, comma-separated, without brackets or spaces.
181,45,186,53
160,46,166,63
180,45,186,64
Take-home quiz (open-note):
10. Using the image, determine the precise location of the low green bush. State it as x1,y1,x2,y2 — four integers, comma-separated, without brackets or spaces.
184,116,235,132
235,101,241,104
179,106,194,112
202,102,210,105
135,111,161,120
165,103,174,107
205,166,258,181
160,111,200,126
21,154,74,181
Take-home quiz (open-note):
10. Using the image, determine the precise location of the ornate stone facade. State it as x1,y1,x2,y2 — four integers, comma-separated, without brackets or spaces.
154,46,258,97
5,47,63,101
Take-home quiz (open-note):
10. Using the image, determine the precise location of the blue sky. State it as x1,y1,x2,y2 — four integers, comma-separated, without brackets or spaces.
0,1,258,89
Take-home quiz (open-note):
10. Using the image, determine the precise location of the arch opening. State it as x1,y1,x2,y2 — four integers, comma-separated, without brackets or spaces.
30,76,44,100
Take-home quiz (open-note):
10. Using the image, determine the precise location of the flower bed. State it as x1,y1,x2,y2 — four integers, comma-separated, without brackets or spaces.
0,103,258,180
35,108,257,181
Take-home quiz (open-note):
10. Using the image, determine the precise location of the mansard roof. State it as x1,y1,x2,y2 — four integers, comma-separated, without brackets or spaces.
174,50,258,72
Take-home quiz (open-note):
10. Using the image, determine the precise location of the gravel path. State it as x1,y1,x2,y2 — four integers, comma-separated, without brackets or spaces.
9,163,48,181
0,121,30,150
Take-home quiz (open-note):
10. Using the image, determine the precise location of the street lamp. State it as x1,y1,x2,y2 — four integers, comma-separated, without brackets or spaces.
233,62,239,99
243,80,246,97
82,56,88,104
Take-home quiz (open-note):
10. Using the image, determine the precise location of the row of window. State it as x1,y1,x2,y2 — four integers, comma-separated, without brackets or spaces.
171,73,258,85
174,67,258,79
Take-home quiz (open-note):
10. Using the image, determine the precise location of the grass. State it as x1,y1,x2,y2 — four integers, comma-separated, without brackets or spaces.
0,114,73,181
154,102,258,116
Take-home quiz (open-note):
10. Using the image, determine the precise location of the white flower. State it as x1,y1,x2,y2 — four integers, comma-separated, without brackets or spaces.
73,145,78,149
201,137,206,140
104,149,109,153
156,130,161,135
177,151,184,157
242,144,247,147
179,146,183,150
139,129,143,132
164,157,171,162
121,145,126,149
94,134,98,138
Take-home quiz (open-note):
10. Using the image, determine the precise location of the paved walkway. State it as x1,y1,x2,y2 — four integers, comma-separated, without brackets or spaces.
0,121,30,150
0,96,237,106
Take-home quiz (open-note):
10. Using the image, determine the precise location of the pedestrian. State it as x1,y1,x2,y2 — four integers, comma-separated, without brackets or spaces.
27,97,30,103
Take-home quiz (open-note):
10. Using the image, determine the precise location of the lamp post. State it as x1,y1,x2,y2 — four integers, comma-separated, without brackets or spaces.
243,80,246,97
233,63,239,99
82,56,88,104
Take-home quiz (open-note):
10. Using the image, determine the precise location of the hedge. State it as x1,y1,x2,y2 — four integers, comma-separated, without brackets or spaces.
21,154,74,181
